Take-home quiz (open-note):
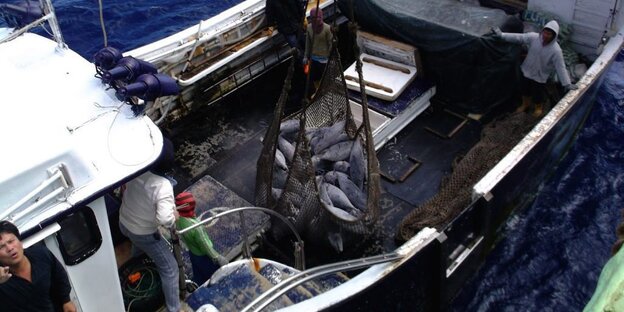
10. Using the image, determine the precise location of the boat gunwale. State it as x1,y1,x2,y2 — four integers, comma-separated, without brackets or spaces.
472,25,624,200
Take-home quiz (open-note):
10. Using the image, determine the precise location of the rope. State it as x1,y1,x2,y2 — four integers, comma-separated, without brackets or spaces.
97,0,108,47
121,265,161,312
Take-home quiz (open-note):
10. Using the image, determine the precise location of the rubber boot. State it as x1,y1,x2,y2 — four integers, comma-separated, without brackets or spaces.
533,102,544,117
516,96,531,113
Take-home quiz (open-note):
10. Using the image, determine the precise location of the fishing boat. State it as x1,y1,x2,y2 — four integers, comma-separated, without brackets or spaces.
1,0,623,311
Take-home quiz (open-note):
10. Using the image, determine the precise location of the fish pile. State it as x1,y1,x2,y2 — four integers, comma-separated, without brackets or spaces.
271,119,368,222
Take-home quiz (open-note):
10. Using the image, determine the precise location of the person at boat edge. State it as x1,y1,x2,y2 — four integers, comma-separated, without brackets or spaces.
0,220,77,312
265,0,306,53
118,137,187,312
304,7,333,94
175,191,228,285
492,20,578,117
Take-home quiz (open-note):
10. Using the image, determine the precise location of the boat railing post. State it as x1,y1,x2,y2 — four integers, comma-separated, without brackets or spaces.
239,210,253,259
40,0,66,49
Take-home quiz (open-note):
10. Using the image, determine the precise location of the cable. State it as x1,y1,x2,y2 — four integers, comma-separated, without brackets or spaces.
105,103,158,167
121,265,161,312
98,0,108,47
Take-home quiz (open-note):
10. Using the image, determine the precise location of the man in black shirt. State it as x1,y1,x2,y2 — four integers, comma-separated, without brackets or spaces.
265,0,306,52
0,220,76,312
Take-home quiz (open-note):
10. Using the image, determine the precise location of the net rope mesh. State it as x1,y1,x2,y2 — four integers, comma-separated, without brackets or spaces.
255,41,380,251
397,112,538,242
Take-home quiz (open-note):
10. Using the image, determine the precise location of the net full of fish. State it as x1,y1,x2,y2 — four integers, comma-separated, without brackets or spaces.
272,119,369,222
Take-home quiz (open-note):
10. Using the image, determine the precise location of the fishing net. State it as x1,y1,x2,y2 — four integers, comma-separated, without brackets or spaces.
255,34,380,252
396,112,538,242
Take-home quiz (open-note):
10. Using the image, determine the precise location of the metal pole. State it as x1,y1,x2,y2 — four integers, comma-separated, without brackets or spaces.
170,228,187,298
40,0,66,49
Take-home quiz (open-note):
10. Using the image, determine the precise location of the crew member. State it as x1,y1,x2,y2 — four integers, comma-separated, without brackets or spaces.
175,192,228,285
493,20,578,117
0,220,77,312
119,138,182,312
304,7,333,95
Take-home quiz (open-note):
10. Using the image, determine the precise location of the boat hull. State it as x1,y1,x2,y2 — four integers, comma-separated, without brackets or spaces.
317,54,612,311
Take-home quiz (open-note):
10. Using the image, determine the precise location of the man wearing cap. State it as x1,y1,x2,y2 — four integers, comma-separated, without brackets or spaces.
493,20,577,117
175,192,228,285
118,138,184,312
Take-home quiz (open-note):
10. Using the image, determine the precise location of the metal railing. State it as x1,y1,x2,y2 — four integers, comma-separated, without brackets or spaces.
177,206,306,270
0,165,71,223
0,0,66,48
241,252,403,312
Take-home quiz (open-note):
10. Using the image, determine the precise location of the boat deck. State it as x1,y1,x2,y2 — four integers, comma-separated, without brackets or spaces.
167,64,483,259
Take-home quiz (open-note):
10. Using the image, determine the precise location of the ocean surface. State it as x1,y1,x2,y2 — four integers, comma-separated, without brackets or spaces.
10,0,623,310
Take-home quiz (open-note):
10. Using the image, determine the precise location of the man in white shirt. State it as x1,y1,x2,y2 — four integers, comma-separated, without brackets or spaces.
119,138,182,312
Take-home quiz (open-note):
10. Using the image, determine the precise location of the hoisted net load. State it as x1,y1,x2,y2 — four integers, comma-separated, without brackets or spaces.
396,112,538,242
255,42,380,252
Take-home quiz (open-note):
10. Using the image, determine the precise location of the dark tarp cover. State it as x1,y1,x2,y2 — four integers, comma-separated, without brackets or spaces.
337,0,523,114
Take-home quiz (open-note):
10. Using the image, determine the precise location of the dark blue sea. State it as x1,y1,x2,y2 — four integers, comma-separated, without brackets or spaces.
14,0,624,310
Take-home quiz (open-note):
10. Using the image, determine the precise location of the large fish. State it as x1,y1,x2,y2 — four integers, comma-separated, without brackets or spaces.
305,127,320,143
311,122,349,154
317,180,332,208
314,141,353,162
323,170,340,185
334,171,367,211
278,135,295,163
318,182,357,221
325,183,360,218
273,166,288,189
333,161,350,173
327,231,344,253
274,148,288,170
279,119,300,134
349,137,367,190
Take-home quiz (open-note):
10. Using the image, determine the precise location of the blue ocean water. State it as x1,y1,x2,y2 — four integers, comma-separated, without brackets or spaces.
12,0,623,309
53,0,243,59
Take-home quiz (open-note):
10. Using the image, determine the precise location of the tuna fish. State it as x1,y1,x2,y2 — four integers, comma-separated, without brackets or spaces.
278,135,295,163
279,119,300,134
335,172,367,211
327,231,344,253
273,166,288,189
333,161,350,173
349,137,367,189
325,183,357,212
324,200,358,221
311,122,349,154
315,141,353,162
275,148,288,170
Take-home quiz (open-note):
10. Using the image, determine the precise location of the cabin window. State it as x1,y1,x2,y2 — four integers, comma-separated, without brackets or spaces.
56,208,103,265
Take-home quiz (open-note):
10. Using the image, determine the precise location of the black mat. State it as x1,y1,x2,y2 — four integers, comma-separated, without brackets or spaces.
376,109,482,207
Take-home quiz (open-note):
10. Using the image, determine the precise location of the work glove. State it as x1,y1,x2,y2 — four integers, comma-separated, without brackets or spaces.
565,83,579,91
491,27,502,39
216,255,229,266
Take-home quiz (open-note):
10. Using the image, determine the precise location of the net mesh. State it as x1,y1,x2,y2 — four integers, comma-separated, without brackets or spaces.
255,41,380,251
396,112,538,242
